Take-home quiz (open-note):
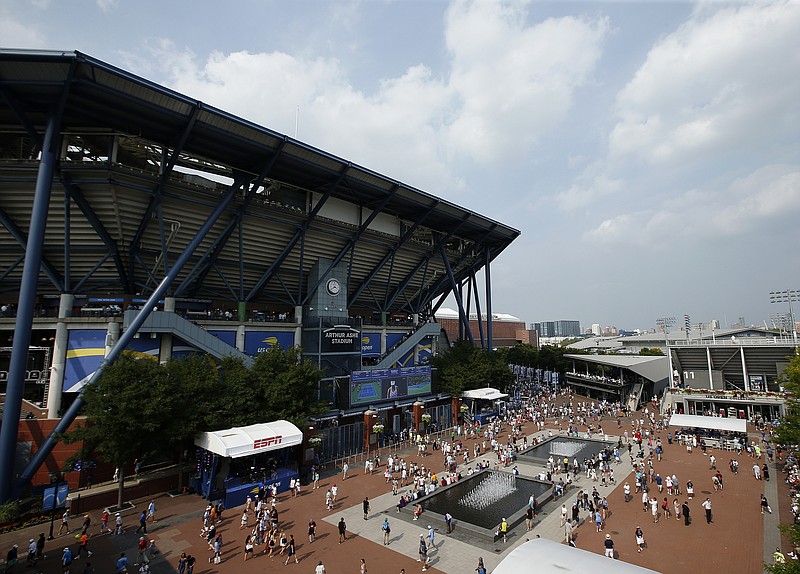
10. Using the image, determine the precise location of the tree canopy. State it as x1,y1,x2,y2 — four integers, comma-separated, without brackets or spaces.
765,351,800,574
431,341,514,396
65,345,326,478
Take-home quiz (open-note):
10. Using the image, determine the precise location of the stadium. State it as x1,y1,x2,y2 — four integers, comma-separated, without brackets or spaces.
0,50,519,502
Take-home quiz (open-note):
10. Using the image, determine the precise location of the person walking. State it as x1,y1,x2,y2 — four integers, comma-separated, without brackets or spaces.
338,517,347,543
682,501,691,526
382,518,391,545
114,513,124,535
135,511,147,535
35,533,46,561
635,526,645,553
363,497,370,520
283,534,297,565
360,558,368,573
444,512,453,534
702,498,713,523
58,510,70,536
177,553,187,574
418,534,429,571
604,534,615,558
308,518,317,543
115,552,128,574
62,547,74,573
427,524,435,549
147,500,157,523
315,560,326,574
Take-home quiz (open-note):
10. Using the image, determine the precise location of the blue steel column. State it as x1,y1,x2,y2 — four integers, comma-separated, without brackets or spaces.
0,113,61,503
440,245,473,345
484,246,493,351
15,179,244,498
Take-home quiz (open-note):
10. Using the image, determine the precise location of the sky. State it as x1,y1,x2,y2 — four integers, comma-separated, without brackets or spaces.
2,0,799,332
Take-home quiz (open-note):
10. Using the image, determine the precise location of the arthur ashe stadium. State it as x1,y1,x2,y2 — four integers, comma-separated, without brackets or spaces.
0,50,519,502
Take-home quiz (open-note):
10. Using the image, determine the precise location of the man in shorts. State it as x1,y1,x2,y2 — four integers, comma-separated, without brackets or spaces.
604,534,615,558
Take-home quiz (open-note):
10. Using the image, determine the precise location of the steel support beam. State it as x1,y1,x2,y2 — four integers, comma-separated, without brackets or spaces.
485,245,493,351
61,174,129,291
14,177,244,498
471,272,485,349
348,203,437,306
440,244,474,345
0,113,61,503
300,184,400,307
383,216,469,311
0,208,64,291
127,105,201,284
246,164,350,302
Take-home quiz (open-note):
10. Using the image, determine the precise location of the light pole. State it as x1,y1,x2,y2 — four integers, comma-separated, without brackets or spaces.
657,317,676,389
770,290,799,346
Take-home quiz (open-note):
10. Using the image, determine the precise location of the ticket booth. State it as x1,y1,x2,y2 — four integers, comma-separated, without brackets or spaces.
194,420,303,508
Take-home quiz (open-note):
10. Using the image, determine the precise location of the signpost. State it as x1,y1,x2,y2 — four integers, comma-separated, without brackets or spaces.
43,479,69,540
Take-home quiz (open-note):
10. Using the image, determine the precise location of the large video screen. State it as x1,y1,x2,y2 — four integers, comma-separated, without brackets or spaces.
350,366,432,407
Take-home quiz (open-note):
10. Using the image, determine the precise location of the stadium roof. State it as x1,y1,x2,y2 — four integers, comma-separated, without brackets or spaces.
564,354,668,383
0,50,519,312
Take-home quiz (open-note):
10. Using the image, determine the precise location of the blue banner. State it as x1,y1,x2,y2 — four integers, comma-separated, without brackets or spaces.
208,330,237,348
244,331,295,355
361,332,381,357
63,330,106,392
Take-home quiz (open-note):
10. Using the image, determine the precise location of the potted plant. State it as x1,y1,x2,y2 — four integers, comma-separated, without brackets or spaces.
308,436,323,447
421,413,432,424
459,405,469,413
372,423,385,434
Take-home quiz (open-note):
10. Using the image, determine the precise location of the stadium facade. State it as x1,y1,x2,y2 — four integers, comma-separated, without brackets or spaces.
0,50,519,500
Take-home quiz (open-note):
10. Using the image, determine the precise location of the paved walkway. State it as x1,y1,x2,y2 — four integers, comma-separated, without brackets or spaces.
0,406,779,573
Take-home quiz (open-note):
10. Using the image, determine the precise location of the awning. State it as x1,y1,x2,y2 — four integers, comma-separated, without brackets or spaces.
195,420,303,458
669,414,746,433
493,539,661,574
462,387,509,401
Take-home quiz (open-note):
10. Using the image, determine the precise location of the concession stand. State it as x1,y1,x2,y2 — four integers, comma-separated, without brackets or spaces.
462,387,509,425
194,420,303,507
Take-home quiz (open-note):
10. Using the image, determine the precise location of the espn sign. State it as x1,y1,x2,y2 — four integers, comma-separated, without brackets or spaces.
253,435,283,450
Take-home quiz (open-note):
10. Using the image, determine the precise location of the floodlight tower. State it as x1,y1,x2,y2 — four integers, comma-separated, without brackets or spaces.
770,290,799,347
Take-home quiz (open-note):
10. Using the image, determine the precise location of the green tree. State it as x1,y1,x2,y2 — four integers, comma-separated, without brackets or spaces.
766,352,800,574
64,352,168,508
161,354,220,489
639,347,665,356
250,345,327,427
431,341,513,395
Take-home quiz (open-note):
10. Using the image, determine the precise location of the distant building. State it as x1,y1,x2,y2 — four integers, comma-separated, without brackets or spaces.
532,320,581,338
435,308,526,348
591,323,601,336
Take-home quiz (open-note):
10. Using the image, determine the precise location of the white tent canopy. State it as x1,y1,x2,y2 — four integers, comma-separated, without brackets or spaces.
462,387,509,401
195,420,303,459
668,414,746,433
493,538,661,574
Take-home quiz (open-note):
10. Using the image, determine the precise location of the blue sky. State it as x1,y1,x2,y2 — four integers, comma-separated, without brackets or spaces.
3,0,799,332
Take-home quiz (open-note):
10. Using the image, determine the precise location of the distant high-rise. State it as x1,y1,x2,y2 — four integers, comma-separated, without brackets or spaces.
532,320,581,337
591,323,601,336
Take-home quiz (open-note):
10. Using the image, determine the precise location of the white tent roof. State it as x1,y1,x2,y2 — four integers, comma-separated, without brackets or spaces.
195,420,303,458
669,414,746,433
493,538,661,574
462,387,509,401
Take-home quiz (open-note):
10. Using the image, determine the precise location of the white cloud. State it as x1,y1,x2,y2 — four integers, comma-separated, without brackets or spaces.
125,2,611,198
610,1,800,167
0,10,46,48
712,166,800,233
444,0,609,164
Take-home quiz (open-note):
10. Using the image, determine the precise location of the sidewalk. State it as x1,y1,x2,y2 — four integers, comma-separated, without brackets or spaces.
0,406,775,573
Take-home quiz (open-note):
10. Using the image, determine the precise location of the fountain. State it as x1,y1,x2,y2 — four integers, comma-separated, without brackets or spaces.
458,471,517,510
417,470,551,540
548,440,586,458
516,435,611,465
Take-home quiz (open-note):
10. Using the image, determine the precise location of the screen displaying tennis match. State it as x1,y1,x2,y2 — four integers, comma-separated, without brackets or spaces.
349,365,432,407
